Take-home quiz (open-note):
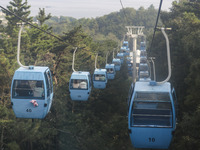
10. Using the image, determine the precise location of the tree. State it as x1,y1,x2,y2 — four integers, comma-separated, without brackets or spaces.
2,0,32,36
36,8,52,26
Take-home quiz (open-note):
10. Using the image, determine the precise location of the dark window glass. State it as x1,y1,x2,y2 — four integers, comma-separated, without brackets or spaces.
70,79,88,90
106,68,114,74
131,92,172,127
12,80,45,99
94,74,106,81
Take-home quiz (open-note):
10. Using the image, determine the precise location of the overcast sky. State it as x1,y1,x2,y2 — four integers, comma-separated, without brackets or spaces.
1,0,175,19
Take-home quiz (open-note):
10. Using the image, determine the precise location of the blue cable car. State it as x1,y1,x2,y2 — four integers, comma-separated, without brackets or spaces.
140,56,147,63
117,53,124,64
140,50,147,57
122,41,129,49
126,57,130,64
140,42,146,50
125,48,130,56
120,47,126,55
69,48,92,101
93,69,107,89
105,64,116,80
128,81,177,149
128,28,177,149
120,47,130,56
139,63,149,72
11,24,54,119
11,66,53,119
69,71,92,101
128,63,133,76
112,58,121,71
139,70,150,79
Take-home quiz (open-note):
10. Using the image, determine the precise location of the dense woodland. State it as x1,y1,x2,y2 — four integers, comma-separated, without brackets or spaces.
0,0,200,149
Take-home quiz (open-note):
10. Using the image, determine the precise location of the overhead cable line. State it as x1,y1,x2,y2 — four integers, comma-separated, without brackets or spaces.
148,0,163,54
119,0,129,24
0,5,64,42
119,0,129,47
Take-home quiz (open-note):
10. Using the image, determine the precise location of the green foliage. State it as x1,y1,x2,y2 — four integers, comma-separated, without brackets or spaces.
45,6,159,42
36,8,51,26
2,0,32,36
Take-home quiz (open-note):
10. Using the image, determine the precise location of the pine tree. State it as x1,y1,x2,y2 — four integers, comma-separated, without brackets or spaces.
2,0,32,36
36,8,51,26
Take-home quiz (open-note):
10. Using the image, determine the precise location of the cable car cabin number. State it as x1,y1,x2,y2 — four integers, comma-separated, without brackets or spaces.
26,109,32,112
149,137,155,142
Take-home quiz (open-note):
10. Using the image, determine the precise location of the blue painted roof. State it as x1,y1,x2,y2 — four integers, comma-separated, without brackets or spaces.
72,71,90,76
121,47,126,50
16,66,49,73
94,69,106,74
112,58,121,62
134,82,171,93
117,53,124,57
139,63,148,67
13,66,49,80
105,64,115,68
71,71,90,79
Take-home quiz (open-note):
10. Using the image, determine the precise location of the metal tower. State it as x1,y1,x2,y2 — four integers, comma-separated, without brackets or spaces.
126,26,144,83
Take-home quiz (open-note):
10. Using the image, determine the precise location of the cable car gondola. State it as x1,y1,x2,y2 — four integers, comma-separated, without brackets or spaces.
128,28,177,149
69,48,92,101
140,50,147,57
105,64,115,80
112,58,121,71
140,56,147,63
128,81,176,149
69,71,92,101
11,24,53,119
11,67,53,119
117,53,124,64
140,42,146,50
139,63,149,72
122,41,129,49
93,54,107,89
93,69,107,89
105,51,116,80
120,47,130,56
128,63,133,76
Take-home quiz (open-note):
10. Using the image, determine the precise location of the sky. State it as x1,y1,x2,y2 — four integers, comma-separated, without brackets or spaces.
1,0,175,19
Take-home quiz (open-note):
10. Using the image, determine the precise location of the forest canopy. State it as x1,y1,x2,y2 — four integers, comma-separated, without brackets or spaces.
0,0,200,150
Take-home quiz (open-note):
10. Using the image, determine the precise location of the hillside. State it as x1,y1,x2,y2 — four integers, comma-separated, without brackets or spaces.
45,5,160,42
1,0,200,150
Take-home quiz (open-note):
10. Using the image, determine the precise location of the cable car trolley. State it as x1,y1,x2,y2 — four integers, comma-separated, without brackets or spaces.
105,64,115,80
140,42,146,50
112,58,121,71
128,81,176,149
93,69,107,89
69,48,92,101
128,28,177,149
11,67,53,119
11,23,53,119
69,71,92,101
117,53,124,64
105,51,116,80
93,54,107,89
